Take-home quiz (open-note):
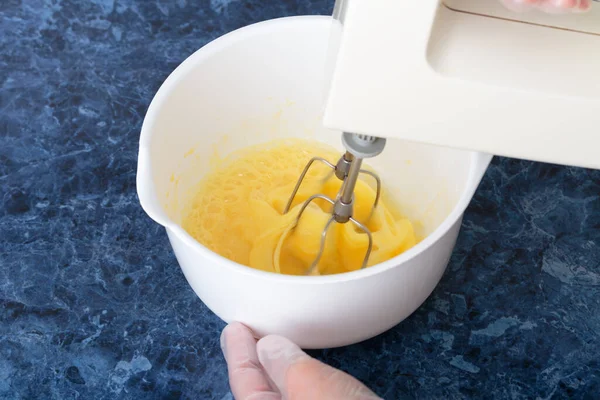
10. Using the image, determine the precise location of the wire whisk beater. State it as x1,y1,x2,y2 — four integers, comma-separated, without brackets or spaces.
282,133,387,275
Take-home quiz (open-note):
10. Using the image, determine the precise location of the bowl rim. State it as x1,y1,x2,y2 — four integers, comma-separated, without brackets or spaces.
138,15,491,285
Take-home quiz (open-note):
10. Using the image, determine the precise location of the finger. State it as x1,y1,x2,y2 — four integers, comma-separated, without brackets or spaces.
538,0,585,12
500,0,539,12
578,0,592,11
221,323,281,400
539,0,576,9
551,0,578,7
499,0,592,12
257,335,381,400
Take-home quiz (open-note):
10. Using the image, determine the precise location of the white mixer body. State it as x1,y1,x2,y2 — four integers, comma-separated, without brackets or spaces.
323,0,600,170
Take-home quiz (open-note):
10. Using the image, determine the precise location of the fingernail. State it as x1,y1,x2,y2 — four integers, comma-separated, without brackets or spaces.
257,335,309,391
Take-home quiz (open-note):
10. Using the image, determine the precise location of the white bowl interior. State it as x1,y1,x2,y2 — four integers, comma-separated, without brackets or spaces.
145,17,473,243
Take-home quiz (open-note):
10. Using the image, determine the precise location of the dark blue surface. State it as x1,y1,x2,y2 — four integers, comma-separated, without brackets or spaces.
1,1,599,398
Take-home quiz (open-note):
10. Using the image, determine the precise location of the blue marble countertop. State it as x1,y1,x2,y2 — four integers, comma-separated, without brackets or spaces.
1,0,599,398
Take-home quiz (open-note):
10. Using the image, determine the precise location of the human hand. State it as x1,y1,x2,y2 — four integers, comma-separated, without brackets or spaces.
220,322,381,400
500,0,593,13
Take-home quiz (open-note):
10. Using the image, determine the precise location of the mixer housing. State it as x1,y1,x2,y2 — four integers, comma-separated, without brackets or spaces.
323,0,600,170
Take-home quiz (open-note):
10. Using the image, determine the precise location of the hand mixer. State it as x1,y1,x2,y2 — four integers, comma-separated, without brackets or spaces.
284,0,600,274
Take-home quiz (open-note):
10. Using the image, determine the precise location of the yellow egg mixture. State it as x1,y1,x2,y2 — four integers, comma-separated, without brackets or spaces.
182,139,417,276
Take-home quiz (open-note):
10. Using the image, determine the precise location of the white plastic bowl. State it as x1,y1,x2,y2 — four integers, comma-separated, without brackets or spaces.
137,16,491,349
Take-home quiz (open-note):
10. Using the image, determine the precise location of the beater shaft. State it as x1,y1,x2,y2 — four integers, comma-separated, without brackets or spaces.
340,156,362,206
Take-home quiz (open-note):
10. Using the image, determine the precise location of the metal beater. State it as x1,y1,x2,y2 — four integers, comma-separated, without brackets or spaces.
283,132,386,275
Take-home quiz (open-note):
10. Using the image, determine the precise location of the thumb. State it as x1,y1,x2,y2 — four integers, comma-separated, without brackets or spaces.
256,335,381,400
